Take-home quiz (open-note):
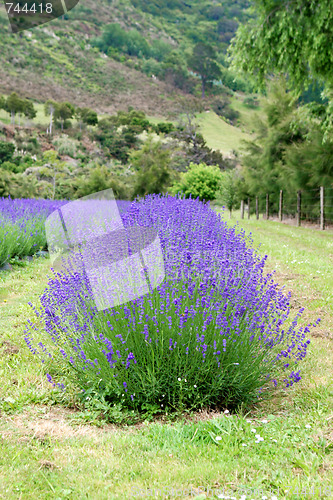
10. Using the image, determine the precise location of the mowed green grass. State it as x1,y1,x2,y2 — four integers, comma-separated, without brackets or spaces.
0,217,332,499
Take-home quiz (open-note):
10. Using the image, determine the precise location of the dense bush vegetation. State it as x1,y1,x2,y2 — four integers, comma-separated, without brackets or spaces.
0,104,231,203
238,78,333,221
130,136,173,197
88,0,255,97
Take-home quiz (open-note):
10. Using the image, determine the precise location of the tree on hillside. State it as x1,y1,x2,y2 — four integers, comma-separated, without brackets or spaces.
188,43,221,98
161,51,194,92
5,93,24,126
217,169,239,217
22,99,37,122
1,95,36,127
229,0,333,134
93,23,151,58
240,78,308,210
54,102,75,131
0,95,5,113
93,23,127,53
44,100,57,134
168,95,203,160
130,135,172,197
75,107,98,130
0,169,39,198
42,150,68,200
74,165,126,199
167,96,227,169
115,109,150,133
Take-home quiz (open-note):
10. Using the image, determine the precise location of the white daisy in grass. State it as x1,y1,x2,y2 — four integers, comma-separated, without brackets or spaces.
215,436,222,441
251,428,257,433
305,424,311,429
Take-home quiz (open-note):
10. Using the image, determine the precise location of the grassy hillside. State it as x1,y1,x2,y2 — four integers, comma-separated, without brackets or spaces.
0,0,253,115
0,2,175,115
197,110,251,154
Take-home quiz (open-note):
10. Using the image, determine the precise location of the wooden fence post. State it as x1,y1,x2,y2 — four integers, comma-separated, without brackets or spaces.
279,190,283,222
247,197,250,219
320,186,325,230
296,190,301,227
266,194,269,220
240,200,244,219
256,196,259,220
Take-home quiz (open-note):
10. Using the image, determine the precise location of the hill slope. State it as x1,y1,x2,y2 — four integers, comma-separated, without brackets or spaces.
0,0,252,115
0,3,176,115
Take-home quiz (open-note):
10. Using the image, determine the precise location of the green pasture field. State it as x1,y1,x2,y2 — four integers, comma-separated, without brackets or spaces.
196,111,251,154
0,214,332,499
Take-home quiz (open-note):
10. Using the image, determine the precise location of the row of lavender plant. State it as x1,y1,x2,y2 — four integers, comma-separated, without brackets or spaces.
0,198,133,267
0,198,68,266
24,195,318,414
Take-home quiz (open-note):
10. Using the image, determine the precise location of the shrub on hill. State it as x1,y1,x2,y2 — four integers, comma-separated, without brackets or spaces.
171,162,222,201
74,165,128,200
0,141,15,164
211,98,240,125
130,135,173,197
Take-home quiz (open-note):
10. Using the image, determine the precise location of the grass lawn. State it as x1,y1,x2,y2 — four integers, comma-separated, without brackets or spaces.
0,217,332,499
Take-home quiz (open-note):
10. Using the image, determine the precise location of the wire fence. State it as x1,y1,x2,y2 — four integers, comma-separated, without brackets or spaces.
240,186,333,230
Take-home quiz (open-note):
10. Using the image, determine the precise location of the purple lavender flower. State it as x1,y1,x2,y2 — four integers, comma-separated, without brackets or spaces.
22,194,316,409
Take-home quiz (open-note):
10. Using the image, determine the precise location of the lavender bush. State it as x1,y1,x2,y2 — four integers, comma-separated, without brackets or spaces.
0,197,67,266
24,195,316,414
